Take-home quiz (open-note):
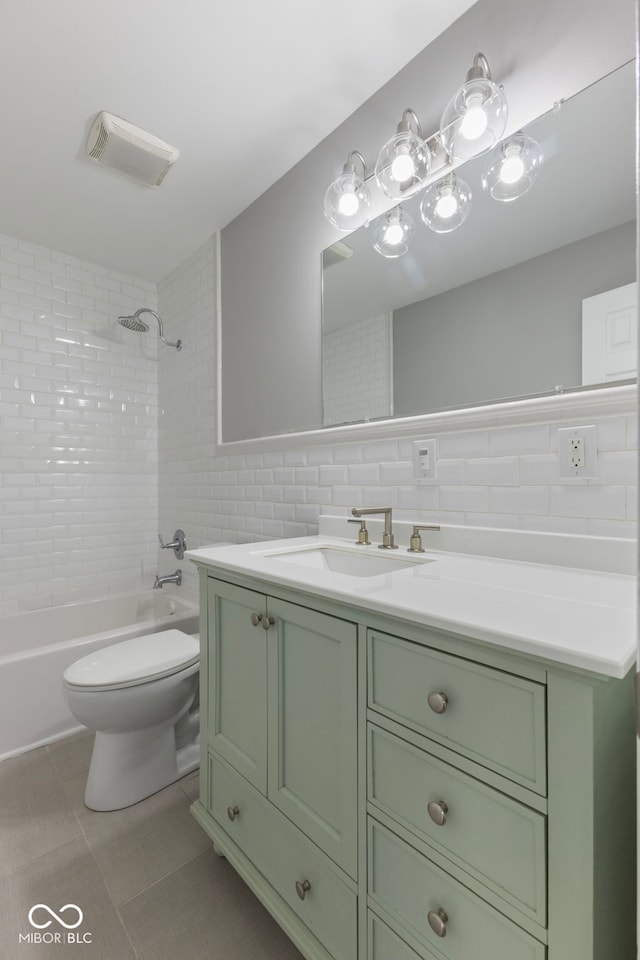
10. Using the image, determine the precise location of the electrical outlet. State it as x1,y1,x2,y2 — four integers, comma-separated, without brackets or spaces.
413,439,437,480
558,425,597,479
569,437,584,469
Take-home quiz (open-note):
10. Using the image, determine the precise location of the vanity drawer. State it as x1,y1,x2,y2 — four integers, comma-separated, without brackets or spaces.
368,725,546,926
368,631,546,793
369,912,438,960
210,754,357,960
368,819,545,960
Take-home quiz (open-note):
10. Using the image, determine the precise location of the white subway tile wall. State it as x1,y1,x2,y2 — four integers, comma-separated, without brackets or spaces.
1,230,637,618
0,234,158,616
323,314,392,426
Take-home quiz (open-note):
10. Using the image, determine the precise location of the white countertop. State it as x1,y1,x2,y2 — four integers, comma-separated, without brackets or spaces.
186,533,636,679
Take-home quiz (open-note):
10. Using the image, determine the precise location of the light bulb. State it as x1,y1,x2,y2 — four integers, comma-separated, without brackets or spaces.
390,152,415,184
481,134,543,202
384,223,404,245
419,175,472,234
338,192,360,216
439,54,508,161
323,150,371,231
372,206,415,258
434,190,458,220
375,109,430,199
500,155,525,184
460,95,488,141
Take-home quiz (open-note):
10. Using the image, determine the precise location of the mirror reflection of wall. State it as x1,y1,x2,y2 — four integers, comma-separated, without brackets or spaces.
321,61,636,427
322,313,393,426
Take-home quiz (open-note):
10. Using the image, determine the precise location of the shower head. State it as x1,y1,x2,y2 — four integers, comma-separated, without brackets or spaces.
117,309,182,350
118,312,150,333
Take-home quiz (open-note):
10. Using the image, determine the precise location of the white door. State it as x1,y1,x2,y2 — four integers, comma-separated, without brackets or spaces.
581,281,637,384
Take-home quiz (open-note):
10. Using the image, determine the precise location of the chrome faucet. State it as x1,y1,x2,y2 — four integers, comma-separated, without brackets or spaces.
153,569,182,589
351,506,398,550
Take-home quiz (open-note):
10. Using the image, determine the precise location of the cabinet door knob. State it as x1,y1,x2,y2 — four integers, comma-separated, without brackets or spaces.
250,612,263,627
227,805,240,821
427,691,449,714
427,800,448,826
261,616,275,631
295,879,311,901
427,907,448,937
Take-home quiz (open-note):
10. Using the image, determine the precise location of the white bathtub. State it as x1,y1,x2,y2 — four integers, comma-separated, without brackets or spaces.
0,591,200,761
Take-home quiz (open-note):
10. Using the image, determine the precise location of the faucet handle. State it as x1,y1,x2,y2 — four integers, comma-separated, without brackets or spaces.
408,524,441,553
158,529,187,559
347,518,371,546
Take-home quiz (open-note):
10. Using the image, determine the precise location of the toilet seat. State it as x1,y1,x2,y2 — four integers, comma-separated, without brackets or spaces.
63,629,199,692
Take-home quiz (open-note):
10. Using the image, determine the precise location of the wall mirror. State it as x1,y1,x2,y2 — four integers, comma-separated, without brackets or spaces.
321,61,636,428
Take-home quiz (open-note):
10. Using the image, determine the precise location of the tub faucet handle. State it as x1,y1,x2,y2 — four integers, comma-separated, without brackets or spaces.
158,529,187,560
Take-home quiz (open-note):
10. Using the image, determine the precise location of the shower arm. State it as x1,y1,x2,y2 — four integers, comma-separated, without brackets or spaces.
136,309,182,351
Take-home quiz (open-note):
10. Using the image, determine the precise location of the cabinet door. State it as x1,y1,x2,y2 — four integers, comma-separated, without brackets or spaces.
267,597,358,878
207,579,268,793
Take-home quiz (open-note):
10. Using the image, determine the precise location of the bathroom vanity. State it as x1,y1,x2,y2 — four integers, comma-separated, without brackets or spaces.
187,524,636,960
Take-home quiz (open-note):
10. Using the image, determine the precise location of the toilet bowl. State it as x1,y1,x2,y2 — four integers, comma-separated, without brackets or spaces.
63,629,200,811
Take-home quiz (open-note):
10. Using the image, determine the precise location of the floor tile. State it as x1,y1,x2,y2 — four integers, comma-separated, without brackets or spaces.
46,730,94,782
64,775,211,905
0,748,81,879
179,770,200,802
121,848,304,960
0,837,136,960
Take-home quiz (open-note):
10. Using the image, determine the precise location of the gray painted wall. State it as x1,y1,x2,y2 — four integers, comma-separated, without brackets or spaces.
220,0,635,442
393,221,636,415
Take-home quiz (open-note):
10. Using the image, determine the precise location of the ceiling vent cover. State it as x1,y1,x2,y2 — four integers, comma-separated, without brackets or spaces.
86,111,179,187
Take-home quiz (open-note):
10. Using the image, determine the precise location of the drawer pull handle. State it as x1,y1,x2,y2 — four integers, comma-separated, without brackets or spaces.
227,805,240,821
250,612,263,626
295,879,311,901
261,616,275,631
427,907,449,938
427,800,449,826
427,691,449,714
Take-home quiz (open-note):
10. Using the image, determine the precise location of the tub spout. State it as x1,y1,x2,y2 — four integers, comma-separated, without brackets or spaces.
153,570,182,589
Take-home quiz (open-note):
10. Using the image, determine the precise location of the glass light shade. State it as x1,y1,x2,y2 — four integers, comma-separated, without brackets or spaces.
324,169,371,231
375,130,431,199
440,77,508,161
481,134,543,202
419,175,472,233
372,207,415,258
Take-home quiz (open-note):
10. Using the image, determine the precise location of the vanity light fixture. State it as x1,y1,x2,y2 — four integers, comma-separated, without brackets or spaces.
323,150,371,231
419,173,472,233
372,206,415,258
480,133,544,201
440,53,508,161
375,108,431,199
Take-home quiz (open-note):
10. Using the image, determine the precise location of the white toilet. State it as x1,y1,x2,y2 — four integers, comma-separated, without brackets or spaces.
63,629,200,811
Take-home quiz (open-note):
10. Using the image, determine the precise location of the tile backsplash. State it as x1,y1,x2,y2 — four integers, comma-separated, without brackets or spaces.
156,238,637,608
1,229,637,617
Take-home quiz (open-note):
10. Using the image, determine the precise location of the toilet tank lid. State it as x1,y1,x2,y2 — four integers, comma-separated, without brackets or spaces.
63,629,199,688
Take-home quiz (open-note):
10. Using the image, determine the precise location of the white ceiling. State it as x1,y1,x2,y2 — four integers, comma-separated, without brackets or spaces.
0,0,477,281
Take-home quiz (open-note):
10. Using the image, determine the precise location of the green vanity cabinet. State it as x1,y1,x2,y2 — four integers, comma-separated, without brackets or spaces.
193,574,360,960
205,580,268,792
190,564,636,960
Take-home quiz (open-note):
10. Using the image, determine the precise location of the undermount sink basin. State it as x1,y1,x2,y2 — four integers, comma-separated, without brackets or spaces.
263,545,429,578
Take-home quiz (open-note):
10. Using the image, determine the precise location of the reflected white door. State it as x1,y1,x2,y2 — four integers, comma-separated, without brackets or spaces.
582,281,637,384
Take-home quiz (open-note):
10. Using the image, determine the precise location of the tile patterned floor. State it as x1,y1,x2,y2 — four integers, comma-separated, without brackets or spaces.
0,733,304,960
